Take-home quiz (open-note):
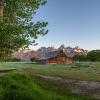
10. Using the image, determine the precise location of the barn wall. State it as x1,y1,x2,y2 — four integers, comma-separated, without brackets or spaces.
46,58,57,64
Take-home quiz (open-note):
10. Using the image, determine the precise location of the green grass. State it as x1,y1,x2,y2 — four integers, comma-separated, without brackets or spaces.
0,62,100,99
0,71,97,100
0,62,100,81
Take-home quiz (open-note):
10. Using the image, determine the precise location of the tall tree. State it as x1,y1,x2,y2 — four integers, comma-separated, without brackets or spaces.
0,0,48,60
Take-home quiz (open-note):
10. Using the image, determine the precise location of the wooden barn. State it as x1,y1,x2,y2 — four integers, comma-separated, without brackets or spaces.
37,50,75,64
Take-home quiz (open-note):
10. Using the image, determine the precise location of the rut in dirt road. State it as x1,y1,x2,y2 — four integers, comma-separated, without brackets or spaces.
32,73,100,99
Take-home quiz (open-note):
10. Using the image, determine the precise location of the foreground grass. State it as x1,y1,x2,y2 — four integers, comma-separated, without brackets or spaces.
0,71,97,100
0,62,100,81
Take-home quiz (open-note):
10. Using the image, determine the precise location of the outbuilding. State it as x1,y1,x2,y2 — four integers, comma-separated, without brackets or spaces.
37,50,75,64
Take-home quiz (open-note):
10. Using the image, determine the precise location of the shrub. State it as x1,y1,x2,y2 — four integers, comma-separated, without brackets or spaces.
30,57,36,62
74,55,87,61
12,58,21,62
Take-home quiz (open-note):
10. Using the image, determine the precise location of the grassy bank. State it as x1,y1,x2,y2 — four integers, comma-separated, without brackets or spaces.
0,71,97,100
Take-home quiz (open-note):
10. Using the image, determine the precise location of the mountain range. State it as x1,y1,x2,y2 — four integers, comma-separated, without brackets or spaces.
12,45,88,61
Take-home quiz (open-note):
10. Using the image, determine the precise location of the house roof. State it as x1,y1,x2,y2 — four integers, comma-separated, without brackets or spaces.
39,50,73,60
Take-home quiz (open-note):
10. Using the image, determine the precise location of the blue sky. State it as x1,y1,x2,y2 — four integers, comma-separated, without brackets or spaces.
30,0,100,50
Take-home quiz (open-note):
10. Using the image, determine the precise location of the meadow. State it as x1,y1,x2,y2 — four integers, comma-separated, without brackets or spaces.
0,62,100,100
0,62,100,81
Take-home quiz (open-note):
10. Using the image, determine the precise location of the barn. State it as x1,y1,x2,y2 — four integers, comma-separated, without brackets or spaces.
37,50,75,64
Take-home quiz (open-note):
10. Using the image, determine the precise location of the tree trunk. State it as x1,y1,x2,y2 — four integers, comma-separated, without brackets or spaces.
0,0,3,18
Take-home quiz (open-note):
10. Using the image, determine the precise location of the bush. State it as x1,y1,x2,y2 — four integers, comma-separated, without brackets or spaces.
74,55,87,61
12,58,21,62
30,57,36,62
0,57,21,62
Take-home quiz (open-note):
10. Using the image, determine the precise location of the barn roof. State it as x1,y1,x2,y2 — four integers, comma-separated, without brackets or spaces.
45,50,60,59
39,50,73,60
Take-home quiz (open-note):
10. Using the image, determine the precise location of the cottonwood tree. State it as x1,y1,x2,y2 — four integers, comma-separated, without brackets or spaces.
0,0,48,60
87,50,100,61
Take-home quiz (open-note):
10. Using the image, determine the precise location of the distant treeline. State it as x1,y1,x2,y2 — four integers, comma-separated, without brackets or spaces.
74,50,100,61
0,57,21,62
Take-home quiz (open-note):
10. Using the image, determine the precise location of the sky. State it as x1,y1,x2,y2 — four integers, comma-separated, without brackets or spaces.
30,0,100,50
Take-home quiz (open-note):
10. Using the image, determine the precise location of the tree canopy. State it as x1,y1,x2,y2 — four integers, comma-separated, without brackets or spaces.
87,50,100,61
74,50,100,62
0,0,48,59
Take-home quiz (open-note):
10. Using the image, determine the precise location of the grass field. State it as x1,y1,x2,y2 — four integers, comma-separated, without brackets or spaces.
0,62,100,100
0,62,100,81
0,71,98,100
